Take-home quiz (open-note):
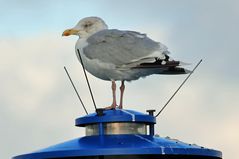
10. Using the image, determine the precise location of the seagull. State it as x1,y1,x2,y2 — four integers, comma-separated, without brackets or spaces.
62,16,189,110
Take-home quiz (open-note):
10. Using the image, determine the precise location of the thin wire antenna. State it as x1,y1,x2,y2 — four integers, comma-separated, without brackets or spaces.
77,49,97,110
155,59,203,118
64,66,88,115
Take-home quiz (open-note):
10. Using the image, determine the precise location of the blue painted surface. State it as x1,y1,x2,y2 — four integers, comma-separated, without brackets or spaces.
13,109,222,159
13,135,222,159
75,109,156,126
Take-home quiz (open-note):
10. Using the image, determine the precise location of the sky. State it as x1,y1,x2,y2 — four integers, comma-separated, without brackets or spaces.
1,0,239,158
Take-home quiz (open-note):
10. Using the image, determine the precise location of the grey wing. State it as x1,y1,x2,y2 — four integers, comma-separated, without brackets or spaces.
83,29,168,67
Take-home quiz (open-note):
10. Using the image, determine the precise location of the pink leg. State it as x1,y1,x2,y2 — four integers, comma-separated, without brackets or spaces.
119,81,125,109
105,81,117,109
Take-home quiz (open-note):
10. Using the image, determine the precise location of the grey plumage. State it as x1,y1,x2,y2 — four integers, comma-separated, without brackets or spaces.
77,29,187,81
84,29,168,67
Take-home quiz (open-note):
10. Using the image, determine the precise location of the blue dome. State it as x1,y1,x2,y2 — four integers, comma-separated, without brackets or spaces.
14,135,222,159
13,109,222,159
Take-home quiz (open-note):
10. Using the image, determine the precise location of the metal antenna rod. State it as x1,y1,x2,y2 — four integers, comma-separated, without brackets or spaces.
64,66,88,115
155,59,203,118
77,49,97,110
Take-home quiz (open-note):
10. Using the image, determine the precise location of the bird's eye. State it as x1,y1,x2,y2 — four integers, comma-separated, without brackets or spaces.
83,23,92,28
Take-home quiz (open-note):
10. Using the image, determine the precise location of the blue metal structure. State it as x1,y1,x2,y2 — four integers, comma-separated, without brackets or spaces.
13,109,222,159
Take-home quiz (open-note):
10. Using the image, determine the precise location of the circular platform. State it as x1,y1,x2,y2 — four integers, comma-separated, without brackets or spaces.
75,109,156,127
13,109,222,159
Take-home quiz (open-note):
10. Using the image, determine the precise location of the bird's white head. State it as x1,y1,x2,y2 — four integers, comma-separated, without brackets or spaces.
62,17,108,38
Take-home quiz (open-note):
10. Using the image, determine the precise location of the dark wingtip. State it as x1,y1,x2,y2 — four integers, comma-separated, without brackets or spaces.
159,67,191,75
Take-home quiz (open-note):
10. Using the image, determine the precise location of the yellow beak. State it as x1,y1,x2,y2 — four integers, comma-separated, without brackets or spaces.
62,29,79,36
